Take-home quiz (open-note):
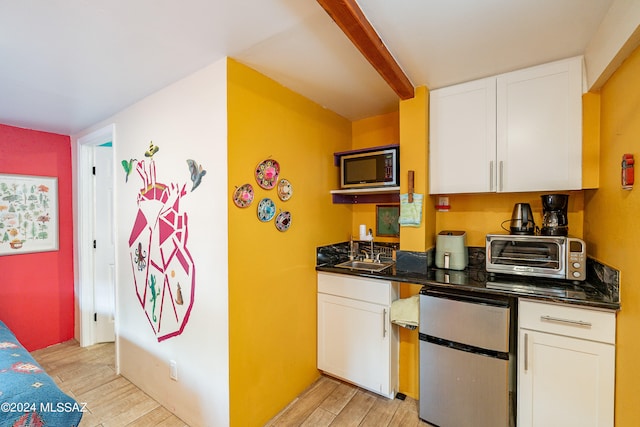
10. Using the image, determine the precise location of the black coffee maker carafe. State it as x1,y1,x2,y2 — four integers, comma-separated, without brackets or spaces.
541,194,569,236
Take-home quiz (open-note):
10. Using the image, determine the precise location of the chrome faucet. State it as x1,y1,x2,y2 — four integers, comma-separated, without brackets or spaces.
370,238,376,262
349,235,355,260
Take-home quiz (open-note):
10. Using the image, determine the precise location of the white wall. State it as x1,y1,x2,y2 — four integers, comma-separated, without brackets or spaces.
585,0,640,89
73,58,229,427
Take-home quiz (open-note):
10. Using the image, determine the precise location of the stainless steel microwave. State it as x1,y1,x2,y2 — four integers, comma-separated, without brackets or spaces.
340,147,399,189
486,234,586,281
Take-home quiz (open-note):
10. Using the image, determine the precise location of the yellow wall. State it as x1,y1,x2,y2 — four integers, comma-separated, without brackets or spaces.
583,45,640,426
227,59,352,426
435,191,585,246
351,112,400,243
396,86,432,399
583,92,601,189
400,86,433,253
352,111,399,150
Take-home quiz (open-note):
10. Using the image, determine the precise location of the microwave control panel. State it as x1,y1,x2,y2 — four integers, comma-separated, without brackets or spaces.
383,154,394,180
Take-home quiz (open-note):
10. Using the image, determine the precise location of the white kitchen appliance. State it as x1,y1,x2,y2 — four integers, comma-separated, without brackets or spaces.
435,230,468,270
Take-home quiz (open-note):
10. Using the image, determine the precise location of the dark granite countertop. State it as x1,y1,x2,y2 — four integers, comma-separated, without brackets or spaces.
316,243,620,311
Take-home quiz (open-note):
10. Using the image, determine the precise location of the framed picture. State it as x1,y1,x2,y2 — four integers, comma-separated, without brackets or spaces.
376,205,400,237
0,174,59,256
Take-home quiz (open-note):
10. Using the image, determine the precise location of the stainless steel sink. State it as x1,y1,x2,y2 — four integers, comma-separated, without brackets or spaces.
335,260,394,272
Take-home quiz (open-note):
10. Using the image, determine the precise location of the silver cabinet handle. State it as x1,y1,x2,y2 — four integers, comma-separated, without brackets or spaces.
499,161,504,191
540,315,592,328
489,161,494,191
524,332,529,372
383,308,387,338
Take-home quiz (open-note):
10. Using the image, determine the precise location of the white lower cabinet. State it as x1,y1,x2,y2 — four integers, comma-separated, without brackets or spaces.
518,299,616,427
317,272,398,398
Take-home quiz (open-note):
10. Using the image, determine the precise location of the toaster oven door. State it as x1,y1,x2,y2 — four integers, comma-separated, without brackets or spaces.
487,237,565,277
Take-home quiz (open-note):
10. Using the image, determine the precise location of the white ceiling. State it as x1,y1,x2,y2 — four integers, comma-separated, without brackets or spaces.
0,0,616,135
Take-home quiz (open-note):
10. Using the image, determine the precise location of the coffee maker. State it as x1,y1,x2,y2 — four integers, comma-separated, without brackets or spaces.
540,194,569,236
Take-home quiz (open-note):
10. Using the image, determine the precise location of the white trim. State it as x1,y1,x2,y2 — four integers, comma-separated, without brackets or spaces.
75,124,116,351
584,0,640,89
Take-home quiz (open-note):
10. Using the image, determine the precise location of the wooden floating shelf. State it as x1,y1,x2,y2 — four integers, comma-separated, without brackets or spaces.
330,187,400,204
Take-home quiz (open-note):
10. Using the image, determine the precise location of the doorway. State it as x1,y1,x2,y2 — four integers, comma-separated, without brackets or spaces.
77,125,116,347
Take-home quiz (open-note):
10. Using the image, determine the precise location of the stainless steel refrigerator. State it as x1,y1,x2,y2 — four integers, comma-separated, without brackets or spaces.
419,288,515,427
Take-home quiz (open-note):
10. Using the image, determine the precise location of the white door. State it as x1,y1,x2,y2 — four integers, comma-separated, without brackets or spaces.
93,145,115,343
429,77,497,194
518,329,615,427
496,57,583,192
317,293,390,396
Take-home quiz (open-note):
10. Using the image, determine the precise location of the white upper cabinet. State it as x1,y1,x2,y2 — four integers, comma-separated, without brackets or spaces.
429,77,497,194
496,57,583,192
429,56,583,195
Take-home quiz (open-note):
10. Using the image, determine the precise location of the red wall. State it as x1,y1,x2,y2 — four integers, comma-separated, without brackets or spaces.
0,124,74,351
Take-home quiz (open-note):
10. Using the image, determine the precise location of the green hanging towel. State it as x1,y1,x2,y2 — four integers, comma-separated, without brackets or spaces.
399,193,423,227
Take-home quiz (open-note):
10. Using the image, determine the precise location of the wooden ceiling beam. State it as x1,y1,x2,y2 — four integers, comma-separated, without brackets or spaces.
317,0,414,100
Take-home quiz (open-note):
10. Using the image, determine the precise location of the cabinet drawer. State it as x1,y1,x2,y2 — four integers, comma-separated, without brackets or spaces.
519,299,615,344
318,272,392,306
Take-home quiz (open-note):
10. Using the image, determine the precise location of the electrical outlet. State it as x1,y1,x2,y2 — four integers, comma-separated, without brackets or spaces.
170,360,178,381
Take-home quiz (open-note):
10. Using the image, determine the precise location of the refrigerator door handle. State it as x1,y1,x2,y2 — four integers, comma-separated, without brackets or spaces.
422,289,510,308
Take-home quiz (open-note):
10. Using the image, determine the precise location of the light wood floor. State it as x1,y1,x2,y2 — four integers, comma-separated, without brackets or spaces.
32,341,431,426
31,340,188,427
266,376,432,427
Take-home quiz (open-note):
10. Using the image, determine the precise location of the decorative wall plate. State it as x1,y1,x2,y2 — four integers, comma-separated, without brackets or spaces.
257,198,276,222
233,183,254,208
255,159,280,190
277,179,293,201
275,211,291,232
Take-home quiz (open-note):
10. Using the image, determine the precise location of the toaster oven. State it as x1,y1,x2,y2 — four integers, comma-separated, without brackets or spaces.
486,234,586,281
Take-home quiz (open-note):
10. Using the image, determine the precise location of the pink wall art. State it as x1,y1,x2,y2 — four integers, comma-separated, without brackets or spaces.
123,142,206,341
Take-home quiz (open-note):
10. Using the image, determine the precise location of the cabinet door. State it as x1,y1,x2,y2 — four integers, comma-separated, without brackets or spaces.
518,329,614,427
497,57,583,192
429,77,497,194
318,293,392,397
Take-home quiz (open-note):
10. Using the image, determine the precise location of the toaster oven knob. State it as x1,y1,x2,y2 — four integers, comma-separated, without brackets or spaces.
572,262,581,269
572,271,582,278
